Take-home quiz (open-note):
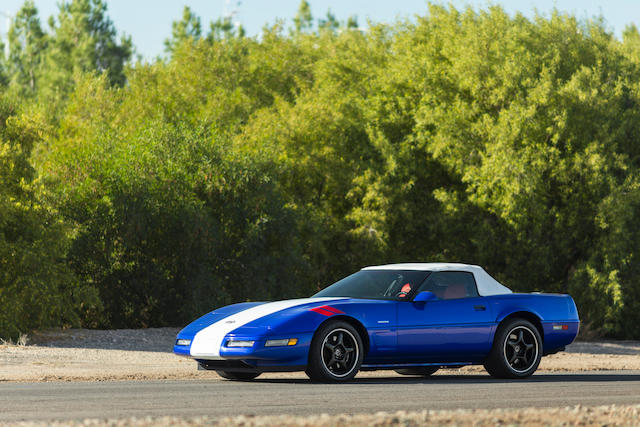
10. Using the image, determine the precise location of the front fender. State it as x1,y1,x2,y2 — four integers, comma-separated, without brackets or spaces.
235,302,356,336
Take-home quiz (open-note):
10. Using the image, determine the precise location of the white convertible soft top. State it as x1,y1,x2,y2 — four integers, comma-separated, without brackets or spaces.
362,263,512,296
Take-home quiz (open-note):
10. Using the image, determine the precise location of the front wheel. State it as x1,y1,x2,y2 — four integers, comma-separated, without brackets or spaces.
484,319,542,379
395,367,439,377
216,371,261,381
306,321,363,382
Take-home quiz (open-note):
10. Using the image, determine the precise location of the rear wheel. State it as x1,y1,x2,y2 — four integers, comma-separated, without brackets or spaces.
484,318,542,379
395,367,439,377
306,321,363,382
216,371,261,381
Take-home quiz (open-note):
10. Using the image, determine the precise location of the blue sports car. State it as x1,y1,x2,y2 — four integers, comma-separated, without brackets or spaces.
174,263,579,382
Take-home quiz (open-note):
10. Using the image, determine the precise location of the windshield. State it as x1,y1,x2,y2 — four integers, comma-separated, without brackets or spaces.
313,270,430,300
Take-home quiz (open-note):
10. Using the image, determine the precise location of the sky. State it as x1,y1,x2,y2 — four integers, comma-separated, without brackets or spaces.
0,1,637,60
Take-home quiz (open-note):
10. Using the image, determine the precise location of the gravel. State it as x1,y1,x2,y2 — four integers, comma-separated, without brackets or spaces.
1,328,639,383
566,340,640,355
3,405,640,426
27,327,640,355
27,328,181,353
2,329,639,426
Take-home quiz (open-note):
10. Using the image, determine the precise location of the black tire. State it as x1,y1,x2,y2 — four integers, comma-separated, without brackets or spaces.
306,320,364,382
395,367,439,377
216,371,261,381
484,318,542,379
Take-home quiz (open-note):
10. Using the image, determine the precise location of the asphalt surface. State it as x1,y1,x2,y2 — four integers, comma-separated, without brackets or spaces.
2,371,640,422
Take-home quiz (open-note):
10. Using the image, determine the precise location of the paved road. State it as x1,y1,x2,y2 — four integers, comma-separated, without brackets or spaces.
2,371,640,422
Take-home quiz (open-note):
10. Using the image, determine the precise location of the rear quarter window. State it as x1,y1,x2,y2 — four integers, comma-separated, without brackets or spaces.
417,271,479,300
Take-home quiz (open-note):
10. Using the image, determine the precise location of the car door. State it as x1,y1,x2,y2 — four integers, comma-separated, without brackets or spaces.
396,271,494,363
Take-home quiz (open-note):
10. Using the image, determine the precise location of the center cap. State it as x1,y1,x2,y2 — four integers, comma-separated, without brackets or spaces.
514,345,521,353
335,349,343,358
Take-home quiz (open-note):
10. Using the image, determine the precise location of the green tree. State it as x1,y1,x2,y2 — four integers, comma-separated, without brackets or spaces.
293,0,313,33
39,0,131,105
207,17,245,42
42,73,312,327
6,1,47,98
12,1,640,340
164,6,201,54
346,16,359,29
318,10,339,32
0,96,97,340
0,40,7,87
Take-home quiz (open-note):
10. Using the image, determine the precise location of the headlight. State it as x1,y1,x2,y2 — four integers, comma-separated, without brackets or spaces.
226,340,255,347
176,339,191,346
265,338,298,347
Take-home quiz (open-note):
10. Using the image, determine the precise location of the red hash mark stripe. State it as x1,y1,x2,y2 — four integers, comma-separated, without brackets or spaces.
310,305,345,316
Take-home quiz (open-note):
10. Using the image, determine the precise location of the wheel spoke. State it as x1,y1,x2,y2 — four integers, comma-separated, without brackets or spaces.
504,326,539,374
326,356,337,368
320,328,359,378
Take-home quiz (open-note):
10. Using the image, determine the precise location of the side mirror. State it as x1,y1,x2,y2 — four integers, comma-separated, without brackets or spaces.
413,291,437,303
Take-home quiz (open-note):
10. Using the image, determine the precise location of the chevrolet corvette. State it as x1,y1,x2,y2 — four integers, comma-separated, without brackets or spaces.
174,263,579,381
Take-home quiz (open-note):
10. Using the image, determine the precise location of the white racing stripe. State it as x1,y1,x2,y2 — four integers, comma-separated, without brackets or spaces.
189,297,344,359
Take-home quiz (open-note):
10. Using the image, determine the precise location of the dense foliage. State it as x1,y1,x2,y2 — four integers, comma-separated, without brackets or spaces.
2,1,640,339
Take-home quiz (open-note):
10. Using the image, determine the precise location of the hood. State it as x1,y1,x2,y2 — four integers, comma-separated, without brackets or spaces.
184,297,346,358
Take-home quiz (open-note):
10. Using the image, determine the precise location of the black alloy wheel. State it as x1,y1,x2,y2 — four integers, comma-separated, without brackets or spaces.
322,328,358,376
504,326,537,373
306,321,363,382
484,318,542,379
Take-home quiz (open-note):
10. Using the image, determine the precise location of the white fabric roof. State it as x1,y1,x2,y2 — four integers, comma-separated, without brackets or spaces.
362,263,512,296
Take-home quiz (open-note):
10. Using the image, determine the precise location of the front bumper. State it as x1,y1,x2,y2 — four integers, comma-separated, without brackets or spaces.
174,332,314,368
196,359,306,373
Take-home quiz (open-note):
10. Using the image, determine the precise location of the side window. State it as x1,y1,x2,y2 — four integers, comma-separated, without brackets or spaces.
418,272,479,300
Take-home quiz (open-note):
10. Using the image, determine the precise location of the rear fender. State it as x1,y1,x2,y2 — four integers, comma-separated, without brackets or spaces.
495,309,545,341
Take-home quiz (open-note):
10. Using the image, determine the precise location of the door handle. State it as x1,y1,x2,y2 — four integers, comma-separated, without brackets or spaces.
474,305,486,311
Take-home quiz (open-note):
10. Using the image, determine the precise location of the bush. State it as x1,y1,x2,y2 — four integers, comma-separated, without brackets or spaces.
5,3,640,339
0,96,97,340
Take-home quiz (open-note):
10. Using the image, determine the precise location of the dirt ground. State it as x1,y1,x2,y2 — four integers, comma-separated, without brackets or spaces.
1,327,639,382
1,328,640,426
